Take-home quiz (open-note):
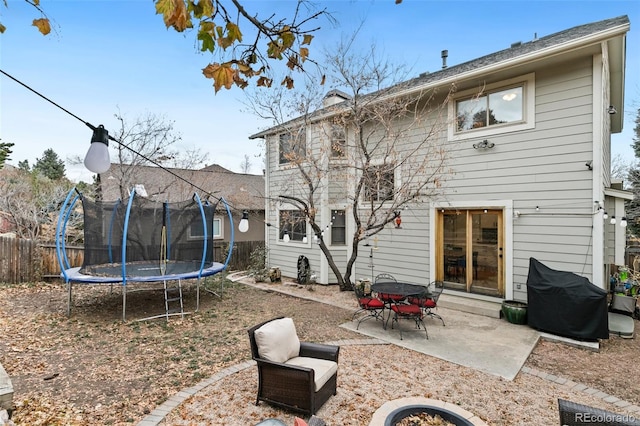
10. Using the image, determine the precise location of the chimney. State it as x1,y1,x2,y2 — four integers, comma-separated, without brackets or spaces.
441,50,448,69
322,89,351,107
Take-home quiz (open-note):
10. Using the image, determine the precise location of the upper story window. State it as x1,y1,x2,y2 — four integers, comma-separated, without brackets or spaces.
279,127,306,165
279,210,307,242
448,73,535,141
330,209,346,245
363,164,395,202
330,125,346,158
456,86,523,131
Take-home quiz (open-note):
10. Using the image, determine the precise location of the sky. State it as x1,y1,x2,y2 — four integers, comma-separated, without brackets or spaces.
1,0,639,183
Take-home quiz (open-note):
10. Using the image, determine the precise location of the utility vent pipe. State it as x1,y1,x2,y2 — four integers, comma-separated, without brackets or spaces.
441,50,448,69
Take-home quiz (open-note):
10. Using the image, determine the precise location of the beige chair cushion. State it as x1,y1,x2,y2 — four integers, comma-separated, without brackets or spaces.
285,357,338,391
254,317,300,363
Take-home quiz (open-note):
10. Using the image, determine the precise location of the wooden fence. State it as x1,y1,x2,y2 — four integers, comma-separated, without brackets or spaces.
0,236,262,284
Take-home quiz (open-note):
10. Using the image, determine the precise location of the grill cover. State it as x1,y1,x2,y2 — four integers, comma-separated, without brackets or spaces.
526,258,608,340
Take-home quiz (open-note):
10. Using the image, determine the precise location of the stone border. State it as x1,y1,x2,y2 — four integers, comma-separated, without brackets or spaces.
368,397,488,426
521,366,640,414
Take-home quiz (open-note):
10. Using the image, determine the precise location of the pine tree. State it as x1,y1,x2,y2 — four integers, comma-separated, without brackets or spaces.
34,148,66,180
0,140,14,169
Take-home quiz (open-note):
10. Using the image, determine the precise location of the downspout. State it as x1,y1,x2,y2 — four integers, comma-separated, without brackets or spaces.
591,52,605,288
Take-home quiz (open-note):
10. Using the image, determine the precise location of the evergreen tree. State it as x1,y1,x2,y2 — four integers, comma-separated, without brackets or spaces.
17,159,30,172
34,148,66,180
0,140,14,169
627,107,640,236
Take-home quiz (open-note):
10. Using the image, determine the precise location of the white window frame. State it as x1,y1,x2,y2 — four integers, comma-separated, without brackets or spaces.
361,161,397,204
212,217,223,239
278,209,307,243
330,125,347,159
188,217,222,240
278,127,307,165
448,73,535,141
330,209,347,246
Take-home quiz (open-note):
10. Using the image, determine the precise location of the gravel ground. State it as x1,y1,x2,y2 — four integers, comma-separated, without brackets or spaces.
1,276,638,426
162,276,640,426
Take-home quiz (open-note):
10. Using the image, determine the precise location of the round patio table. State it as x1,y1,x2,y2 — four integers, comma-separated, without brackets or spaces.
371,282,429,298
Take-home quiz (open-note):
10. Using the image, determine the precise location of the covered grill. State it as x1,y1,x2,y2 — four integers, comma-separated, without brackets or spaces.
526,258,608,341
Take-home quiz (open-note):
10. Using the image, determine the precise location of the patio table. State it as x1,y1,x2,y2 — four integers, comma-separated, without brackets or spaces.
371,282,430,329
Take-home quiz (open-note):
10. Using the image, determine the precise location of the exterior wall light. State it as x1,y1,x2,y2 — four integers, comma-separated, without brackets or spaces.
473,139,495,149
607,105,617,114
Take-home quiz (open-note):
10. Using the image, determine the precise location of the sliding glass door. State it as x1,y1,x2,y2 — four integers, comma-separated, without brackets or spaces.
436,209,504,297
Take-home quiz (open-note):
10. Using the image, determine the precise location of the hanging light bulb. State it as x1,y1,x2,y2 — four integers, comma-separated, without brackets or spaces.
238,210,249,233
394,211,402,229
603,211,608,220
283,232,290,243
84,125,111,173
302,236,308,243
610,216,616,225
313,234,319,244
620,217,628,228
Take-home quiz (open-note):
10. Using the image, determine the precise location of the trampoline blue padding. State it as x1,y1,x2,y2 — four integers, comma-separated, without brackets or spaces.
63,261,227,284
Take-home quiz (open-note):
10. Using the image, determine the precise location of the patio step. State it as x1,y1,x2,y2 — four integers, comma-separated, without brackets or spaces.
0,362,13,411
438,293,502,318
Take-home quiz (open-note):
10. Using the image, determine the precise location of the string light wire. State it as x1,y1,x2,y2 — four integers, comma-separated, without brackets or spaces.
0,68,263,224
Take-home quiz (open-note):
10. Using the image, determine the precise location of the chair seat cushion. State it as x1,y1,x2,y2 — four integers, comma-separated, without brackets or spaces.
359,297,384,309
391,304,423,316
379,293,404,301
254,317,300,363
408,297,436,308
285,356,338,392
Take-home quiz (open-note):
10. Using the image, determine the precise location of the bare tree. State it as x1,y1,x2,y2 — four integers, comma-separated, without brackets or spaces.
611,153,631,185
240,154,252,173
248,38,453,290
108,111,209,199
0,167,74,240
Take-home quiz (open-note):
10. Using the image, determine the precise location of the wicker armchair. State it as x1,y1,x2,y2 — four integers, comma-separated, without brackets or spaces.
248,317,340,416
558,399,640,425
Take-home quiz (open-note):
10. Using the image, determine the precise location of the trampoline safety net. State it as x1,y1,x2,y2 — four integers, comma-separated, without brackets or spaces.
80,194,215,277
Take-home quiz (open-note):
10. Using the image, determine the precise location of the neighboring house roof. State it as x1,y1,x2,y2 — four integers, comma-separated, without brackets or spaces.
250,15,629,138
98,164,265,211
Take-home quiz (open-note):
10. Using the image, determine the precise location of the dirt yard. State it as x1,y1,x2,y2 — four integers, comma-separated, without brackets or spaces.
0,277,638,425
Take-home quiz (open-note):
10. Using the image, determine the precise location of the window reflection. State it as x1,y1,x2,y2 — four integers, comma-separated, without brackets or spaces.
456,85,523,132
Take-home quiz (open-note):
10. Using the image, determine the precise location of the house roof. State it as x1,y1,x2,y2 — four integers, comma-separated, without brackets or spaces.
250,15,629,138
98,164,265,211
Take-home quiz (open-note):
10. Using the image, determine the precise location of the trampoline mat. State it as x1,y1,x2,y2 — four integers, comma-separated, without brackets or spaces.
63,260,226,283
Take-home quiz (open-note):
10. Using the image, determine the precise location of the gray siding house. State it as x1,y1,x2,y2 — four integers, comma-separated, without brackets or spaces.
251,16,632,304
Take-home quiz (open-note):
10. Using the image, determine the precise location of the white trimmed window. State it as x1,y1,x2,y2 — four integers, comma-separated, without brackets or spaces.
279,210,307,242
279,127,307,165
330,125,346,158
449,73,535,140
188,217,222,239
330,209,346,245
363,163,395,202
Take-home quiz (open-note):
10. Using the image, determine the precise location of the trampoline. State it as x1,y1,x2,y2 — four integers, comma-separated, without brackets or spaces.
56,187,234,320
